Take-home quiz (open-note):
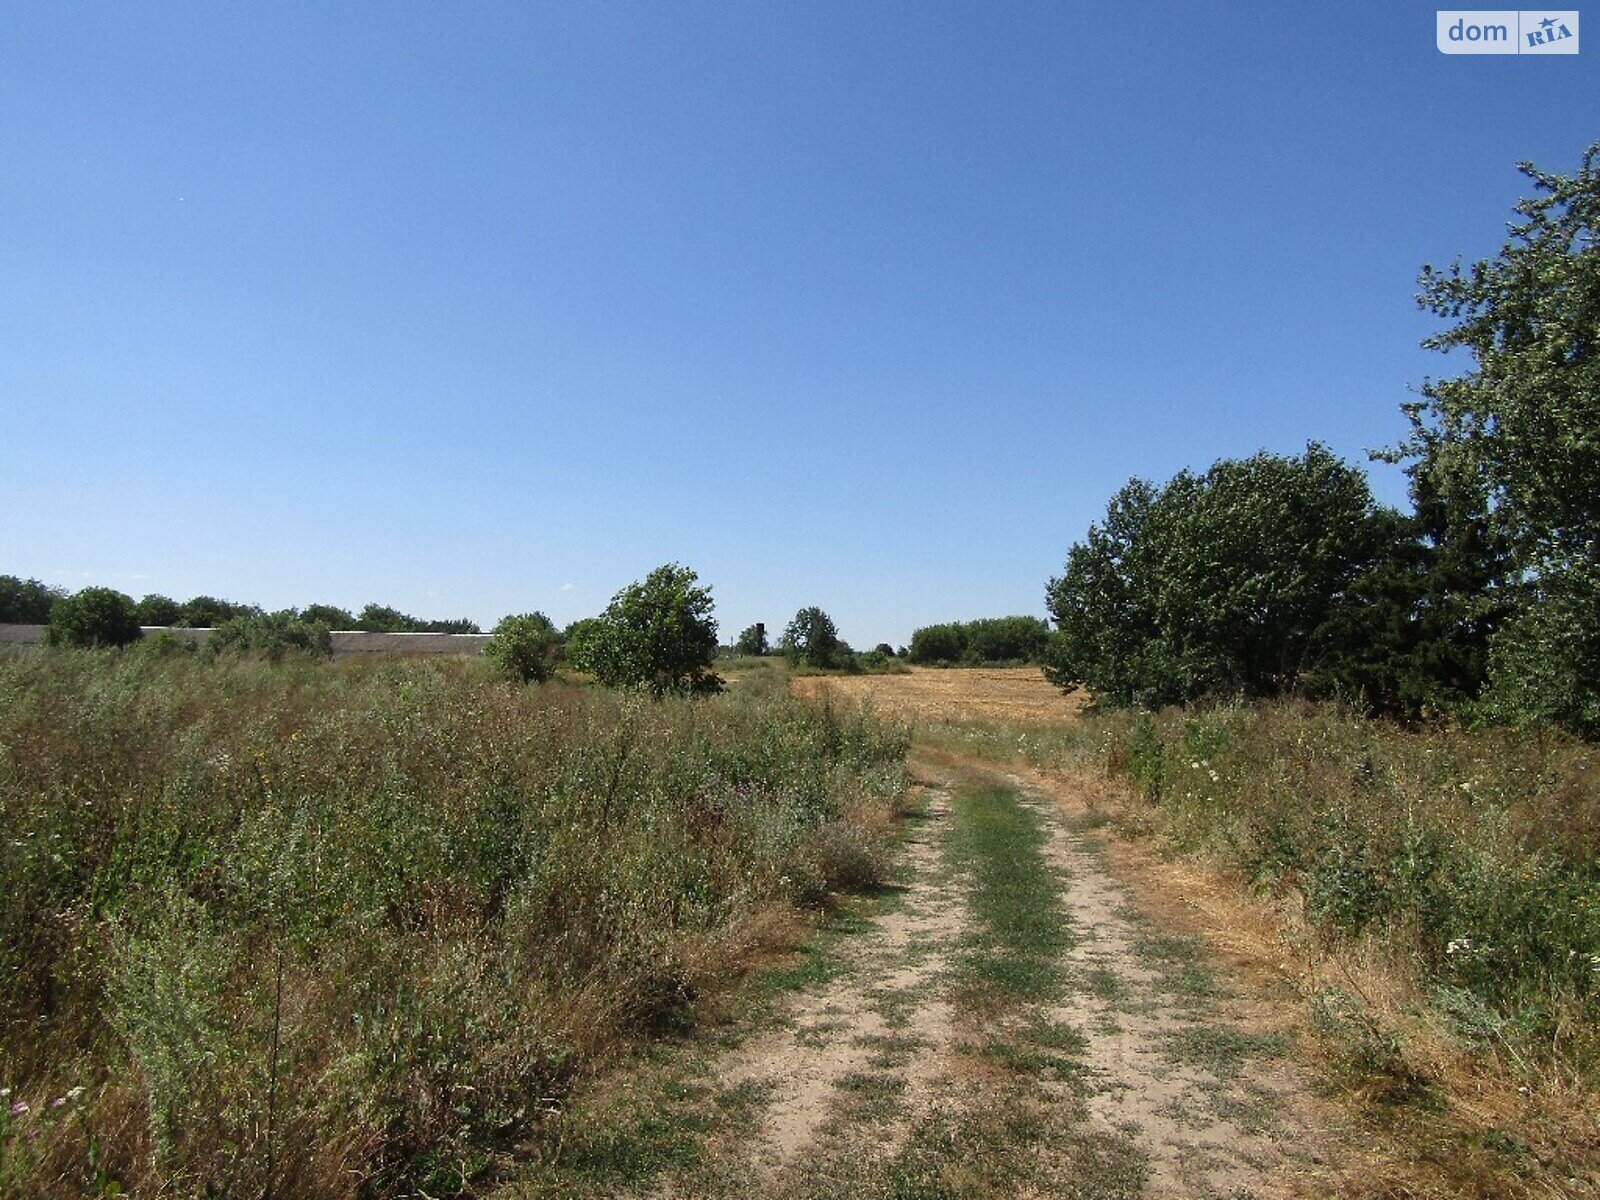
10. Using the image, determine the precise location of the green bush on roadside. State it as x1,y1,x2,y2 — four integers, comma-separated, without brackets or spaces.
484,611,561,682
45,586,142,647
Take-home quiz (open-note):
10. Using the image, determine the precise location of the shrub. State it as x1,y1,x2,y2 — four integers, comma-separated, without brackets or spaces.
484,612,560,683
204,612,332,661
46,587,142,647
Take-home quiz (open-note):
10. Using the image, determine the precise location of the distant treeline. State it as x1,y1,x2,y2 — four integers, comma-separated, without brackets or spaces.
907,616,1050,665
0,578,480,634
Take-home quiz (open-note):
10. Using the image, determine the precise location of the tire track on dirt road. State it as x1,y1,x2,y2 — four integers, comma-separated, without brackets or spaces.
527,748,1345,1199
705,779,966,1181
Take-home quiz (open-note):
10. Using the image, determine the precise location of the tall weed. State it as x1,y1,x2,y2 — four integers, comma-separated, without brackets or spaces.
0,651,907,1196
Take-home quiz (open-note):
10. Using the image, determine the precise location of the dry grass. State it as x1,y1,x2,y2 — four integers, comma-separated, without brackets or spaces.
792,666,1085,726
0,651,911,1198
829,672,1600,1200
1024,761,1600,1200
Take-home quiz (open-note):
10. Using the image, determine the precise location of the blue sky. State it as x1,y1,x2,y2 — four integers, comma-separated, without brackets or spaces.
3,3,1595,646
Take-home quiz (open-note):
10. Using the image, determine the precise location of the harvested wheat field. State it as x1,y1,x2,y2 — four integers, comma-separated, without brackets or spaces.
792,665,1086,725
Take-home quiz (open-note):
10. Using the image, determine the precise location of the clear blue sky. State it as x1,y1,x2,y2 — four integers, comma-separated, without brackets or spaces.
3,3,1595,646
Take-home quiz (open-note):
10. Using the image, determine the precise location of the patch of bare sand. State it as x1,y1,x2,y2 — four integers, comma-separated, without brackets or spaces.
702,778,966,1181
985,766,1336,1200
792,666,1084,726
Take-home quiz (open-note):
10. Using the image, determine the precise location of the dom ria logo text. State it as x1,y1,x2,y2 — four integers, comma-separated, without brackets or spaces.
1437,10,1580,52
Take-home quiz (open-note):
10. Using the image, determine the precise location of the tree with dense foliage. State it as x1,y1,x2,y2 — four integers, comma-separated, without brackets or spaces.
1389,141,1600,734
0,576,64,624
132,593,183,626
563,617,604,664
964,617,1050,663
908,622,965,664
1045,445,1393,707
484,612,561,683
734,623,769,657
567,564,723,696
356,603,419,632
46,587,143,648
300,603,356,629
908,617,1049,664
353,603,479,634
782,606,843,668
179,595,255,627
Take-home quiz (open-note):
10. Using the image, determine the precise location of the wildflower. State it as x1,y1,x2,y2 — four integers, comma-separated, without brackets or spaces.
65,1086,84,1102
1190,761,1201,770
9,1101,28,1117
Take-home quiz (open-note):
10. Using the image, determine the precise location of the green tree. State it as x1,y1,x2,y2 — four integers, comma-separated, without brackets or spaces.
0,576,64,624
133,594,183,626
907,623,966,664
909,617,1050,665
420,617,481,634
568,564,723,696
355,603,421,632
1392,140,1600,734
179,596,254,627
563,617,605,665
734,623,769,657
962,617,1050,664
1045,445,1392,706
46,587,142,648
782,606,842,668
300,603,355,628
484,612,561,683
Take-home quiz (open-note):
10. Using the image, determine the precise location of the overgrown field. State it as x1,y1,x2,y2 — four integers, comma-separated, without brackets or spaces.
925,701,1600,1071
0,651,908,1197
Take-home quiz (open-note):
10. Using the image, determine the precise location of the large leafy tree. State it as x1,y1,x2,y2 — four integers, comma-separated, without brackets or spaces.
570,564,723,696
907,617,1050,665
132,593,183,626
782,606,843,669
0,576,64,624
46,587,142,648
734,623,769,656
178,595,255,628
1395,141,1600,733
1045,445,1392,706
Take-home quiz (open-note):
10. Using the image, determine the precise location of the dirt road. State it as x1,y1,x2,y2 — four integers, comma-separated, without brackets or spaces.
518,754,1341,1198
507,670,1347,1198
